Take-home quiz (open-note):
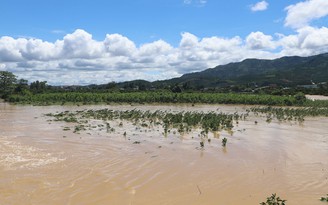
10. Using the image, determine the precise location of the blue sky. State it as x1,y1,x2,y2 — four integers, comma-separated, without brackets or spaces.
1,0,300,45
1,0,328,85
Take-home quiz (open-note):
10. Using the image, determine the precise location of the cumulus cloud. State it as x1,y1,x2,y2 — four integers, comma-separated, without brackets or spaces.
285,0,328,29
61,29,104,59
278,26,328,56
246,32,276,50
104,33,136,57
0,36,24,62
180,32,199,48
1,23,328,85
139,40,173,56
251,1,269,12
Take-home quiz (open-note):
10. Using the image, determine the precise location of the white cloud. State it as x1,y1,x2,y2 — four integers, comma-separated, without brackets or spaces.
285,0,328,29
61,29,104,59
104,34,136,57
183,0,192,4
139,40,173,56
251,1,269,12
183,0,207,6
1,25,328,85
246,32,276,50
21,38,60,61
51,30,66,34
0,63,6,69
0,36,24,62
200,36,242,52
180,32,199,48
278,26,328,56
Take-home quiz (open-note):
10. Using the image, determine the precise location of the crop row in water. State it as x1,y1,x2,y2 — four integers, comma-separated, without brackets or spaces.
260,193,286,205
249,106,328,122
46,106,328,138
46,109,247,137
260,193,328,204
321,194,328,202
8,91,319,106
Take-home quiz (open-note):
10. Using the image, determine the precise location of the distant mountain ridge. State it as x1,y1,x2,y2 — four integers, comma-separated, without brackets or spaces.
159,53,328,87
117,53,328,89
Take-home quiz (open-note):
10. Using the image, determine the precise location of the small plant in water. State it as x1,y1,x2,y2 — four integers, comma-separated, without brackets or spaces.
222,137,227,147
260,193,286,205
200,141,204,148
320,194,328,202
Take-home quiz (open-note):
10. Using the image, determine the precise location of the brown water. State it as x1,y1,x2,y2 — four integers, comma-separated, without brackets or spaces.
1,102,328,205
306,95,328,101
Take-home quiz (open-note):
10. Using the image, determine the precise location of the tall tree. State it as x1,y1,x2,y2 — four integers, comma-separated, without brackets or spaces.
30,80,48,93
0,71,17,97
15,78,29,93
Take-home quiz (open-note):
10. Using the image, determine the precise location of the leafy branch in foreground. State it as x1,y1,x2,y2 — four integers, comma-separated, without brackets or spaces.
260,193,286,205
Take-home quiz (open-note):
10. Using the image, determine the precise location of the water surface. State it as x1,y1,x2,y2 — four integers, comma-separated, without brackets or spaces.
1,102,327,205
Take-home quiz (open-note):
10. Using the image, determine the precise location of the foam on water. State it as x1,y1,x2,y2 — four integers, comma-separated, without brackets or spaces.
0,136,66,170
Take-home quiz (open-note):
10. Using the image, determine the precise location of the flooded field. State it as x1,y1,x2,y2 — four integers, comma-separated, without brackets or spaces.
306,95,328,101
1,102,328,205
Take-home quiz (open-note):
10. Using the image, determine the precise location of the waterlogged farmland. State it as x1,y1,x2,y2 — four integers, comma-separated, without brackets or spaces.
1,102,328,205
6,92,314,106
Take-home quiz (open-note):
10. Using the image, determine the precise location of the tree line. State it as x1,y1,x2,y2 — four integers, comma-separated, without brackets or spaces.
2,71,328,107
0,71,50,98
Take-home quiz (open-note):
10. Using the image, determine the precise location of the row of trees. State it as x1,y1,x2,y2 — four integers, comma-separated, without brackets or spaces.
1,71,326,108
0,71,48,98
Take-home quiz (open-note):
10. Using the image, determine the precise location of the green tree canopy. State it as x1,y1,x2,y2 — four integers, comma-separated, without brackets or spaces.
30,80,48,93
0,71,17,97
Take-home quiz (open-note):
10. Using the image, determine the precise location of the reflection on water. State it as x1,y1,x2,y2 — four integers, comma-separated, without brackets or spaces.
0,102,328,205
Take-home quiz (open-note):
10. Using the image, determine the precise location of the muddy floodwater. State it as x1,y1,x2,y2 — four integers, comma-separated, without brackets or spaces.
306,95,328,101
1,102,328,205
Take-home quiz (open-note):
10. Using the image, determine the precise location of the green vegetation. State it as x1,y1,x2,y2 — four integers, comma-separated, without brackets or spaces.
250,106,328,122
46,109,246,139
6,91,322,107
1,71,328,107
321,194,328,202
260,194,287,205
0,71,17,98
222,137,227,147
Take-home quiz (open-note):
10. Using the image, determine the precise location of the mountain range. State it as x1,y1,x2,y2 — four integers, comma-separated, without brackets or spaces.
116,53,328,90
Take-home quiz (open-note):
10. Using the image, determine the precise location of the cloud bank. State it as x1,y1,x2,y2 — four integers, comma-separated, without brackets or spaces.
1,0,328,85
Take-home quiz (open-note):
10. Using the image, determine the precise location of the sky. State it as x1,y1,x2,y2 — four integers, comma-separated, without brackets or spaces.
1,0,328,85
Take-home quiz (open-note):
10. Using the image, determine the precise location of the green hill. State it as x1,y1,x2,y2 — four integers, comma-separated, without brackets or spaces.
153,53,328,89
